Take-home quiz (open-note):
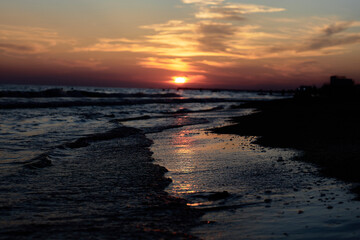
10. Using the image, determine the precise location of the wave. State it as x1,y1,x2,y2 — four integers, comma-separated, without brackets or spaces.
2,122,202,239
23,115,209,167
110,106,224,123
24,152,53,169
0,98,244,109
143,118,210,134
63,127,141,149
163,106,225,114
0,88,181,98
25,126,143,168
110,115,152,122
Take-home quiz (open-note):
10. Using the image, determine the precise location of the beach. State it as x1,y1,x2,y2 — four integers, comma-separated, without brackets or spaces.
150,106,360,239
2,0,360,238
212,97,360,190
1,85,360,239
0,85,275,239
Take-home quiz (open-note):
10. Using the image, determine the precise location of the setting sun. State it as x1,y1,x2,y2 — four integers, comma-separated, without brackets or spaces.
173,77,187,84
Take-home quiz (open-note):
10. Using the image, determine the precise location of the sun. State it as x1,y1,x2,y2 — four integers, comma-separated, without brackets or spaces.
173,76,187,84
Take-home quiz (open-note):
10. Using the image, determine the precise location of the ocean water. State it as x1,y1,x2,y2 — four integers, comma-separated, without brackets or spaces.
0,84,282,239
1,84,359,239
0,85,279,167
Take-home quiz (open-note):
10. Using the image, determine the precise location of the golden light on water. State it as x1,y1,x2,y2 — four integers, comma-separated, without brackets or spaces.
173,76,187,84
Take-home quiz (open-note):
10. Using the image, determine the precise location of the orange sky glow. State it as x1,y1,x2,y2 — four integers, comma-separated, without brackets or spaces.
0,0,360,89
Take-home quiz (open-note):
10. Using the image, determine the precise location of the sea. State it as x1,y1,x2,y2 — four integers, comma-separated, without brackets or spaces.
1,85,360,239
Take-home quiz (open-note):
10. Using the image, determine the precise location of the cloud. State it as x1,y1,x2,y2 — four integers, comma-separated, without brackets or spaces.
300,21,360,52
302,34,360,52
196,5,246,21
323,21,354,36
182,0,224,5
79,19,360,63
77,20,238,58
0,43,37,54
76,3,360,76
76,18,291,67
75,0,289,67
199,60,235,67
196,4,285,20
49,58,107,70
0,25,72,55
266,21,360,56
197,21,236,51
138,57,204,72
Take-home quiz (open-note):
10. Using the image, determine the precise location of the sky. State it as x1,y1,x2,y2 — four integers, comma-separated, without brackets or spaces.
0,0,360,89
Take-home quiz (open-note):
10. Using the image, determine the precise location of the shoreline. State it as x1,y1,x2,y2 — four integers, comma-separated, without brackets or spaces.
212,97,360,198
150,113,360,239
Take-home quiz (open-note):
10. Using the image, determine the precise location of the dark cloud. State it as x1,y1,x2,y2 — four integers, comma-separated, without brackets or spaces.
299,22,360,51
301,34,360,51
0,42,36,53
267,22,360,54
196,22,236,51
323,22,353,36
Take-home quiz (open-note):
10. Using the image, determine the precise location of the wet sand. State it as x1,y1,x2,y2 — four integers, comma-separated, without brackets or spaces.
212,98,360,195
150,106,360,239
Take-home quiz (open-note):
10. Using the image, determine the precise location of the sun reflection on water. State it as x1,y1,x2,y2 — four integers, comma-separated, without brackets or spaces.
172,129,196,173
153,125,272,196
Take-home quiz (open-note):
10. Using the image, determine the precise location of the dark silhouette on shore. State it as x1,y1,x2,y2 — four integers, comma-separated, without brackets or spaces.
213,76,360,199
295,75,360,100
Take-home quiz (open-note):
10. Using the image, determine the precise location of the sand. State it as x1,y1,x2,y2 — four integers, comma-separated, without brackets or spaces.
212,97,360,196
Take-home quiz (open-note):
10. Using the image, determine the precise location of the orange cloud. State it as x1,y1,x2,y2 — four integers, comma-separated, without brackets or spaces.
74,1,360,82
77,19,360,61
199,60,235,67
138,57,204,72
182,0,224,5
0,25,72,55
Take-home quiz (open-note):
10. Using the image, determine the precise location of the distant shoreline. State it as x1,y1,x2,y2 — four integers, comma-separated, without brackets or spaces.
176,87,294,94
212,97,360,198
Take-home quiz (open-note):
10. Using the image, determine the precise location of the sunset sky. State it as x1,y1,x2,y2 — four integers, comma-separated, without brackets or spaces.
1,0,360,89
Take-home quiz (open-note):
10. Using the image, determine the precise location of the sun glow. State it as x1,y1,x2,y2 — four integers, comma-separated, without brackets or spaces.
173,76,187,84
